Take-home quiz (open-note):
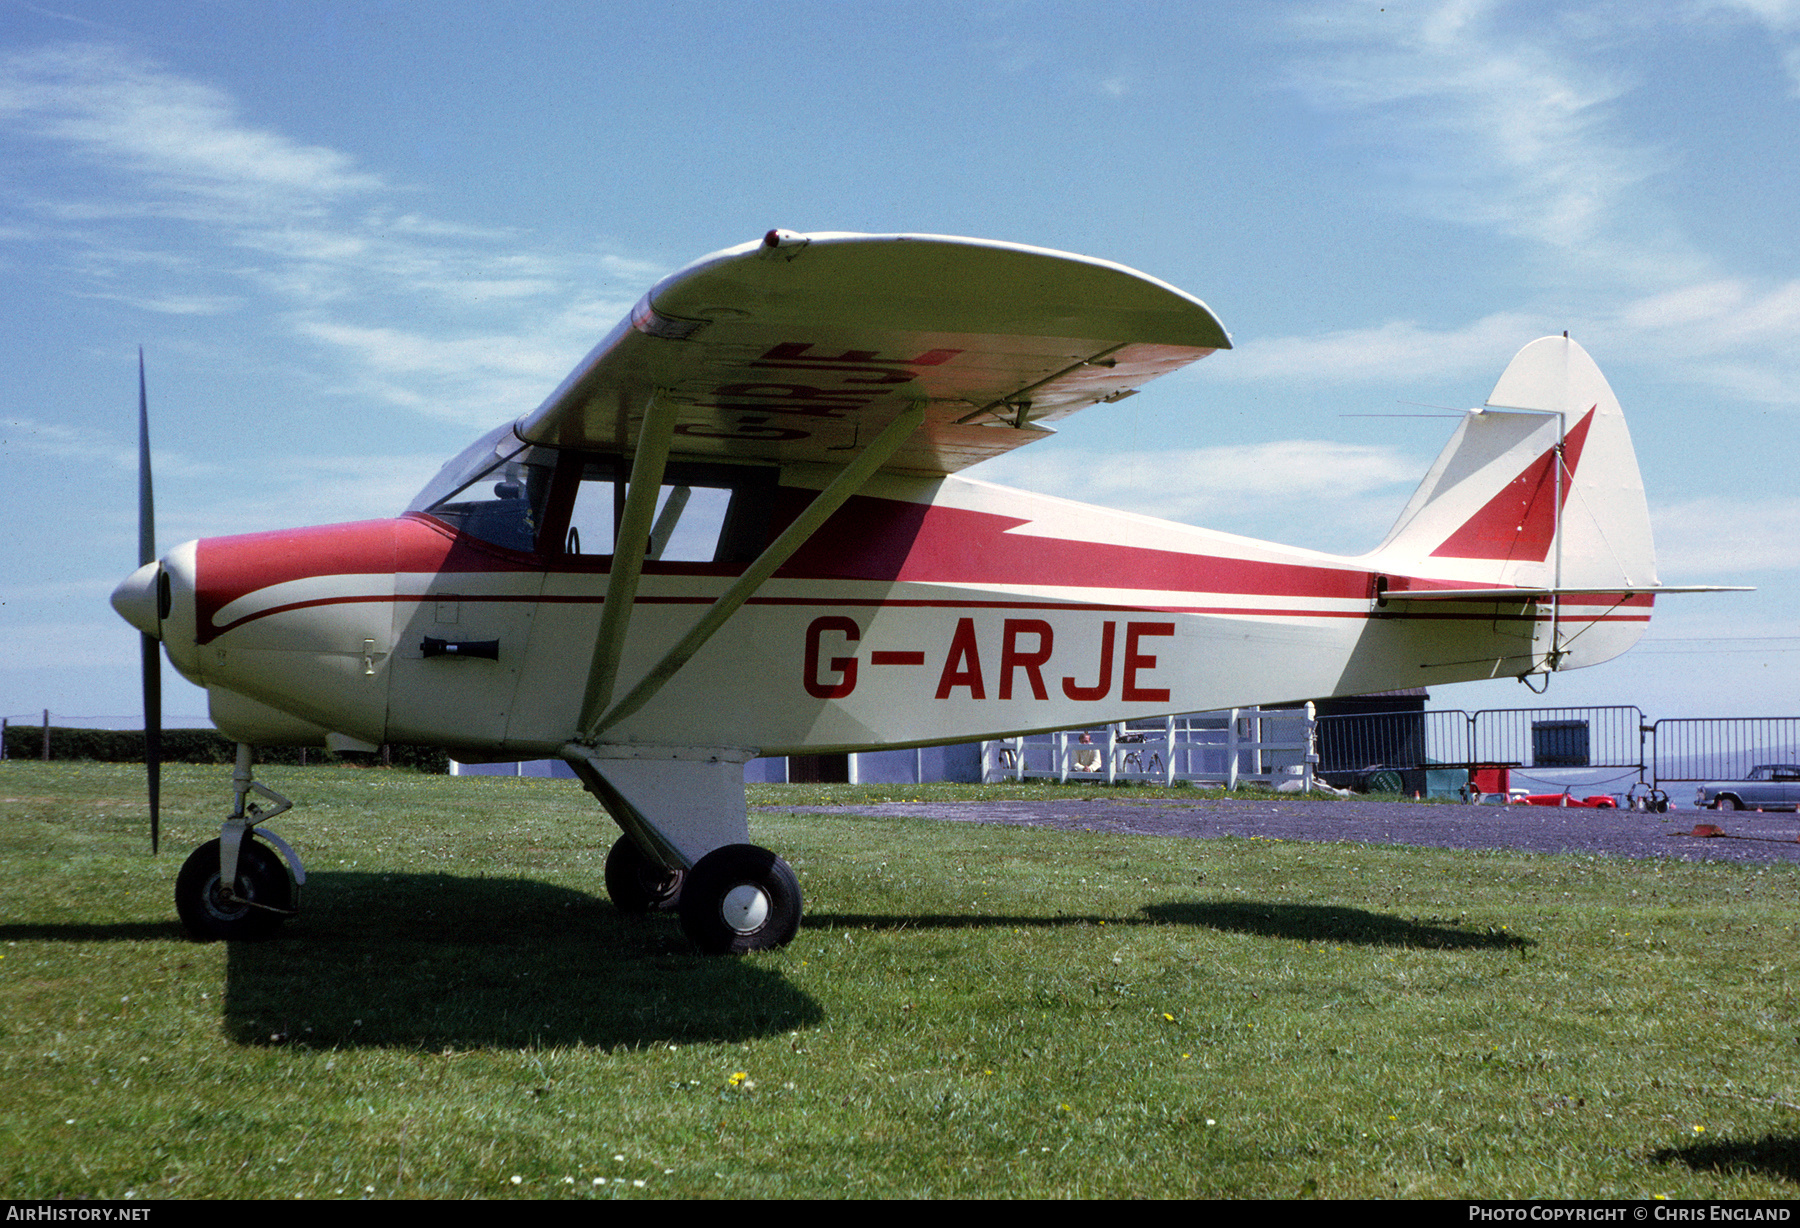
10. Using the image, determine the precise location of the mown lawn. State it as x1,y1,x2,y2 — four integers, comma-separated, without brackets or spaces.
2,762,1796,1198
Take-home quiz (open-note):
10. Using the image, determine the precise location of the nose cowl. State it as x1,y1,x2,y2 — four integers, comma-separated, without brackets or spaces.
112,561,166,639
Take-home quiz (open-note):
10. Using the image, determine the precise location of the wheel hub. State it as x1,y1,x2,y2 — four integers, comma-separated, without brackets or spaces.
720,883,771,934
202,875,250,920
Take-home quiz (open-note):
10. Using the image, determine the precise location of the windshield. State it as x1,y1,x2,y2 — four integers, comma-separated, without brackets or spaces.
407,424,556,553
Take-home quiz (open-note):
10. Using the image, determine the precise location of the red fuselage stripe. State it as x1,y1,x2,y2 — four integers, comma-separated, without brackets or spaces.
193,508,1654,640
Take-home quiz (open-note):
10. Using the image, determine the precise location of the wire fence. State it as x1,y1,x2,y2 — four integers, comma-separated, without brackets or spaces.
12,705,1800,794
1648,718,1800,783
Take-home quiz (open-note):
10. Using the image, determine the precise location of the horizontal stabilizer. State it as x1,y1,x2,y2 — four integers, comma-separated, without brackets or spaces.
1386,584,1751,601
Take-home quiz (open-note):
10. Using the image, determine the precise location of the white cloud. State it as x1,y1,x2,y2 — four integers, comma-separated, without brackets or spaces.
137,452,450,544
1212,279,1800,408
4,415,134,470
1622,278,1800,345
0,43,668,430
1,412,441,540
1606,278,1800,405
972,439,1427,552
1651,495,1800,575
1207,311,1546,385
87,291,241,316
1694,0,1800,92
0,43,382,216
1287,1,1699,284
294,321,561,380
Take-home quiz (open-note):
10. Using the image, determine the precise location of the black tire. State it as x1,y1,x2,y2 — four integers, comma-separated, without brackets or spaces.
1714,796,1742,811
175,837,293,941
679,844,802,955
604,835,683,914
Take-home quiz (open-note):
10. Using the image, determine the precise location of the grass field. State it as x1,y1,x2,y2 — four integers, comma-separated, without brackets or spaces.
2,762,1796,1199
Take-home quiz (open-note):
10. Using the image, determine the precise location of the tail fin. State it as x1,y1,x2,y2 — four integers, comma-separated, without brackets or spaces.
1372,336,1657,591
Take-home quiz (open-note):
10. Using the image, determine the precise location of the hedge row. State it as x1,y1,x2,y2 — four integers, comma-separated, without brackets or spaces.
0,725,450,773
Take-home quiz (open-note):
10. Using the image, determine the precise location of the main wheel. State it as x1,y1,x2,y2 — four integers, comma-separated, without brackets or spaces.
604,835,683,914
175,837,294,940
679,844,802,955
1714,796,1742,811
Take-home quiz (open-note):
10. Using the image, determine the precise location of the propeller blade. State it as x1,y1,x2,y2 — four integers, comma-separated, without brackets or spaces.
142,633,161,856
138,348,154,569
138,349,161,855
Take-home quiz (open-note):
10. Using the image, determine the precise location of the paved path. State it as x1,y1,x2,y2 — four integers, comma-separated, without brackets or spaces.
755,797,1800,864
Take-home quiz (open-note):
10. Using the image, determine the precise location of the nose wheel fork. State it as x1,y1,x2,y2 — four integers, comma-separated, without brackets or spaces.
174,744,306,941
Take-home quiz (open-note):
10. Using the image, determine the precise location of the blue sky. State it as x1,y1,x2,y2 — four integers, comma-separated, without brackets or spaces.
2,0,1795,731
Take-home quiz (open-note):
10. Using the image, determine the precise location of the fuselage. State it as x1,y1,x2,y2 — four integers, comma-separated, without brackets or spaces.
129,461,1652,759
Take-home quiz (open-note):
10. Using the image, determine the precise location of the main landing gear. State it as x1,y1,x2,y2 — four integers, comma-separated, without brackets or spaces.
564,750,801,955
174,744,305,941
603,835,802,954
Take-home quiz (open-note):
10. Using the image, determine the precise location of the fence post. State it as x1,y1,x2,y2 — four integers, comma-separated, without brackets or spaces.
1165,713,1177,786
1227,709,1240,790
42,709,50,762
1304,701,1317,793
1104,723,1118,785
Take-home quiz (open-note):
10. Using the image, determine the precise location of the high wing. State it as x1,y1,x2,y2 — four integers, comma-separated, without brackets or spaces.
514,231,1230,475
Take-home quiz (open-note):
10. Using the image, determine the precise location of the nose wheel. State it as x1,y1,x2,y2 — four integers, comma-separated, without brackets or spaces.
175,837,294,940
679,844,801,954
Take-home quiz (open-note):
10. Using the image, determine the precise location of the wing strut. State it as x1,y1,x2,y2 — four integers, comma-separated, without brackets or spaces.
576,401,927,742
576,391,678,735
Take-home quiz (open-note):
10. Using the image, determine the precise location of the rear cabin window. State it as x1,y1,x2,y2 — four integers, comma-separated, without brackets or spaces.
557,457,774,564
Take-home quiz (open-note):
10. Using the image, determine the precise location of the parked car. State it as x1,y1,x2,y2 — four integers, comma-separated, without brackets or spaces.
1695,765,1800,812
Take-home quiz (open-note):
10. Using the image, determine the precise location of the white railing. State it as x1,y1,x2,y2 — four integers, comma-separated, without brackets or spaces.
981,704,1318,789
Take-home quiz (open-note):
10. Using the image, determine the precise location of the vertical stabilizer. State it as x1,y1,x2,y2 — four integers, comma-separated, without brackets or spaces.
1373,337,1657,592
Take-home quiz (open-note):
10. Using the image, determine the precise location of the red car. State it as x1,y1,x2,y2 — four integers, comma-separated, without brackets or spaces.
1517,792,1618,809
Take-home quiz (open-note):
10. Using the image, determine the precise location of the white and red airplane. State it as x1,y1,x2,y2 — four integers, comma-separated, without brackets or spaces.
111,230,1713,953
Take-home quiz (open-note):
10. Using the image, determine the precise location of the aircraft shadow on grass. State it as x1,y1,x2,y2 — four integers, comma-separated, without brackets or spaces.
1,888,1517,1052
0,871,819,1051
198,871,828,1050
1142,900,1533,951
1650,1134,1800,1186
809,899,1530,952
209,870,823,1051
